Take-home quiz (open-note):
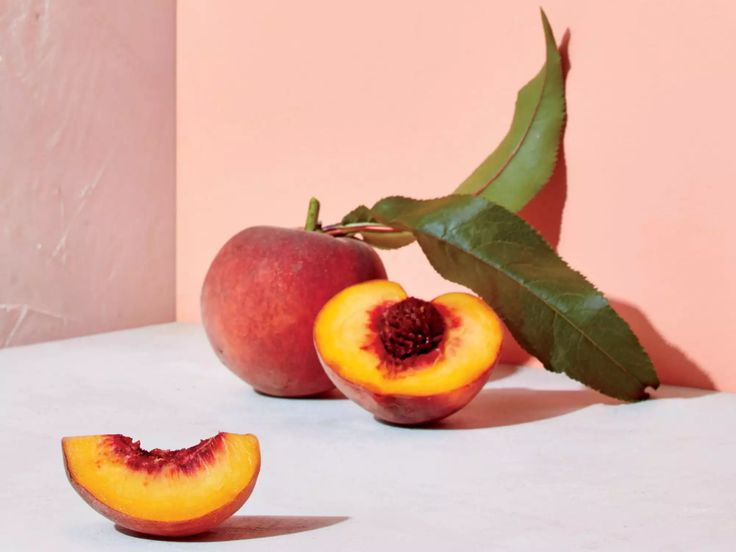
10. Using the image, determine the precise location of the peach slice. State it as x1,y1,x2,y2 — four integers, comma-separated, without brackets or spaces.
314,280,503,425
62,432,260,537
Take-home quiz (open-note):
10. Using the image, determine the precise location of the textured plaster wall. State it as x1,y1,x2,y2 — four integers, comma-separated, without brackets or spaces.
0,0,176,348
177,0,736,390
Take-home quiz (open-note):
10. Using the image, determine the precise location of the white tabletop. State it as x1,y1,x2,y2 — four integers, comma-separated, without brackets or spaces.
1,323,734,551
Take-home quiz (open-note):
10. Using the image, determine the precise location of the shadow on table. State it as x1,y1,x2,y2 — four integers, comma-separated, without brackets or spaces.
115,515,349,542
254,387,348,400
426,387,617,430
420,384,715,430
309,388,348,400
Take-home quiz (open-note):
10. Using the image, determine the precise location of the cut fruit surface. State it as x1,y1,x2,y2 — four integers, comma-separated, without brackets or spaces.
314,280,503,424
62,432,260,537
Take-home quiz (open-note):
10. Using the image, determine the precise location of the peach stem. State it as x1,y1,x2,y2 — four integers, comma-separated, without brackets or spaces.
304,197,321,232
321,222,401,237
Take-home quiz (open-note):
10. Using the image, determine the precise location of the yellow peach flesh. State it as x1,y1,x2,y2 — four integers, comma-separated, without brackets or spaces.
313,280,503,396
62,433,259,524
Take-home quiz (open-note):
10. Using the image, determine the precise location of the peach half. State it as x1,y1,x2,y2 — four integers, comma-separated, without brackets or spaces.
314,280,503,425
62,432,260,537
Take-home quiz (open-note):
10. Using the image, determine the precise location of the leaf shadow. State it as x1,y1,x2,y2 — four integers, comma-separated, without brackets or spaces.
115,515,349,542
610,299,714,390
652,385,714,400
501,28,571,367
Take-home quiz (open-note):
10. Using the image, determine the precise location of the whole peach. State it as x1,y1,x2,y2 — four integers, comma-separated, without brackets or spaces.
201,226,387,396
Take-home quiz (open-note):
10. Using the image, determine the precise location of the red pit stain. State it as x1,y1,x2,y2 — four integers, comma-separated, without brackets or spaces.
365,299,462,376
104,433,225,475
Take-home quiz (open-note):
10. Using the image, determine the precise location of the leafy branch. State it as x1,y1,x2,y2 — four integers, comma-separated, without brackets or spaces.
326,10,658,400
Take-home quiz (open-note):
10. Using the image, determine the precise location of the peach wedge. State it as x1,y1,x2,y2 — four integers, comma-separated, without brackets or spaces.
62,432,260,537
314,280,503,425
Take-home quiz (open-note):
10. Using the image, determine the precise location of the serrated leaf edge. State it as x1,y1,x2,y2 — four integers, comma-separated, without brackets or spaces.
372,195,659,398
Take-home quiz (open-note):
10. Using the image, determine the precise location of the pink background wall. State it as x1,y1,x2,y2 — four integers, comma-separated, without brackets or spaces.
0,0,176,347
177,0,736,390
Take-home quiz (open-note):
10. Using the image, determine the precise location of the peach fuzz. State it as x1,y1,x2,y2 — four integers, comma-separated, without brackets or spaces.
314,280,503,425
201,226,387,397
62,432,260,537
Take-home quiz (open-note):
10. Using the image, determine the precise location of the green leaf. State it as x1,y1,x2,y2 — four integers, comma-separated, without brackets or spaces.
358,231,417,250
340,206,416,249
369,195,659,401
340,205,373,225
453,9,566,212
